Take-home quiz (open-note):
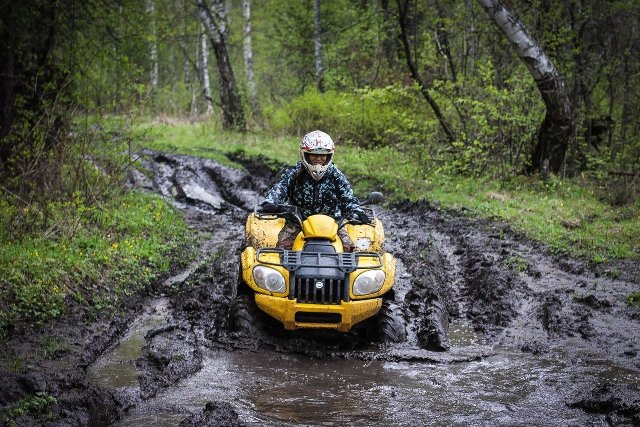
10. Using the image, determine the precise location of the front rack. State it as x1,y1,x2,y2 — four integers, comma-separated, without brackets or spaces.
255,248,382,273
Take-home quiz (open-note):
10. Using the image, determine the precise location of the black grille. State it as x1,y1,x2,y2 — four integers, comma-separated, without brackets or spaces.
295,312,341,323
295,277,345,304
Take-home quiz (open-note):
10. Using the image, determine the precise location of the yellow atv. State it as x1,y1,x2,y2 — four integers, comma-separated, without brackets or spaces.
232,192,405,342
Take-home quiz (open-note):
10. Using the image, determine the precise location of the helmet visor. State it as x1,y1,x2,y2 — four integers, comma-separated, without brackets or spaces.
303,152,332,166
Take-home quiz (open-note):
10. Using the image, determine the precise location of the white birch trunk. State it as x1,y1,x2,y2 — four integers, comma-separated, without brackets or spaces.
243,0,259,116
201,24,214,116
146,0,158,97
191,38,199,120
197,0,246,129
214,0,228,37
476,0,575,174
314,0,324,92
476,0,554,80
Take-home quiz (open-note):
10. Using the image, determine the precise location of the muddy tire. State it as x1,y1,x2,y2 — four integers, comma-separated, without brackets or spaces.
235,259,250,297
230,294,263,336
375,300,407,343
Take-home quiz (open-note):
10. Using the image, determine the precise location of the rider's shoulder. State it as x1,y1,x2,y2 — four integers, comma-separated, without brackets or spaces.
276,162,302,179
327,164,348,181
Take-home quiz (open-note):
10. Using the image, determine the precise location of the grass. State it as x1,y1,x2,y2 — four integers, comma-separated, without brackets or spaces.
138,121,639,262
3,392,57,425
627,292,640,307
0,191,192,339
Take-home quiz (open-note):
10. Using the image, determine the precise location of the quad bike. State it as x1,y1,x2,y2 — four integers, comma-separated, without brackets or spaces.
232,192,405,342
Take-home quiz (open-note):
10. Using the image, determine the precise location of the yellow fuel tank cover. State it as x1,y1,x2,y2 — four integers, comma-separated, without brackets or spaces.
301,214,338,241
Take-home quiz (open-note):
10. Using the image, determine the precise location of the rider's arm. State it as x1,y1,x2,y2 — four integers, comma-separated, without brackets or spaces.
264,164,298,204
333,168,364,218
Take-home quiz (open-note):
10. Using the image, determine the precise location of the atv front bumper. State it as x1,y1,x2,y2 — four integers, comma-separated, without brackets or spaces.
255,294,382,332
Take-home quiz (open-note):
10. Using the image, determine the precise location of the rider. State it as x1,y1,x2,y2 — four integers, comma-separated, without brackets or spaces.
260,130,370,251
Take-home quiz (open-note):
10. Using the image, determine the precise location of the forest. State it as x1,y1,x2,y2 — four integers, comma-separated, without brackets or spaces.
3,0,640,180
1,1,640,425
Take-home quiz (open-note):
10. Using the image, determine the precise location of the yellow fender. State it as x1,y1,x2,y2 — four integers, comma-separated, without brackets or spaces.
346,218,385,252
245,213,285,248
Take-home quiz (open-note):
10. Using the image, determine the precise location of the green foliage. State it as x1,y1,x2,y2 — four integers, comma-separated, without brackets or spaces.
437,61,544,177
0,191,191,337
504,257,529,273
42,336,69,359
626,292,640,307
269,86,437,148
9,357,29,374
3,392,57,425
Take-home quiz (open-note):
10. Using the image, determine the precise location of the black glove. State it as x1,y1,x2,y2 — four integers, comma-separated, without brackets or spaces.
352,210,371,224
259,202,279,213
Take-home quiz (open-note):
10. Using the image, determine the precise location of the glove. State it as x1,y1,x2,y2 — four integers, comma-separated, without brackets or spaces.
259,202,279,213
353,210,371,224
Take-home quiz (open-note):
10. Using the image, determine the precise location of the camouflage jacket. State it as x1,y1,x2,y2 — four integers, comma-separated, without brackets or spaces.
264,162,363,220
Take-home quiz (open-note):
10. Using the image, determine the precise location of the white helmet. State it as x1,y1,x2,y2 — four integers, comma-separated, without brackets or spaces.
300,130,335,181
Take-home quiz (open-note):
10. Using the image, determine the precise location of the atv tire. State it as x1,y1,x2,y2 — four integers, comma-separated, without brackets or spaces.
376,300,407,343
230,294,263,337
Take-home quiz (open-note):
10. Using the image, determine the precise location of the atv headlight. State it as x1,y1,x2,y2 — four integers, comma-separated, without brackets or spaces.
353,270,386,296
253,266,286,293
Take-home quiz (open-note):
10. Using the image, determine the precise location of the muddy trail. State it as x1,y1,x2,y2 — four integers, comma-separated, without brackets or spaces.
3,150,640,426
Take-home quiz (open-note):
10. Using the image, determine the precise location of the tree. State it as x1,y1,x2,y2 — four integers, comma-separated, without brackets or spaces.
242,0,260,117
0,0,71,170
147,0,159,101
395,0,456,143
314,0,325,93
477,0,575,176
196,0,245,130
200,24,214,116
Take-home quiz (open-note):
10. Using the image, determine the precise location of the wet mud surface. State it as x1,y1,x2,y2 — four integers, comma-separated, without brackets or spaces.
1,150,639,426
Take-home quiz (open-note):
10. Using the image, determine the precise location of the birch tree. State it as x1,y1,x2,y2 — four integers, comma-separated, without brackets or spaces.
314,0,325,93
477,0,575,176
200,24,214,116
243,0,260,117
146,0,158,100
197,0,245,130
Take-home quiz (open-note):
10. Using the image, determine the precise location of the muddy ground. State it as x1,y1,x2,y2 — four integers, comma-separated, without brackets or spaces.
1,150,639,426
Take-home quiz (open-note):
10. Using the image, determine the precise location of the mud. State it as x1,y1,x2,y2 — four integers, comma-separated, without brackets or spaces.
1,149,639,426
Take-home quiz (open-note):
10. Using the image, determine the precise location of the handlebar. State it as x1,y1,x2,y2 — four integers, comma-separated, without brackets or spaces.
255,203,375,227
255,203,303,224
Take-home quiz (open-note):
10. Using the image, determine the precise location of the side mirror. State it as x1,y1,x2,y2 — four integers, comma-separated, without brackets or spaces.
361,191,384,206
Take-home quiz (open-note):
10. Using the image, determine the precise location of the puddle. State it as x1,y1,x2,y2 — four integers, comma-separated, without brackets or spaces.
93,318,638,426
110,347,618,427
87,298,170,390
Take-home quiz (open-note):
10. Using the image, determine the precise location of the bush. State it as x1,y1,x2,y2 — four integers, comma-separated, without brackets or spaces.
268,85,439,149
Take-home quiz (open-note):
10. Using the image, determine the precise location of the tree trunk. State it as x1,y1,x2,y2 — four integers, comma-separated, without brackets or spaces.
146,0,158,101
379,0,397,69
200,24,214,116
434,0,457,83
242,0,260,117
314,0,325,93
197,0,245,130
396,0,456,143
477,0,575,175
190,41,199,119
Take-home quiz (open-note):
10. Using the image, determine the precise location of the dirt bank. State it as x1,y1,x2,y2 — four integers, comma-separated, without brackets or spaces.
1,150,638,426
